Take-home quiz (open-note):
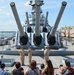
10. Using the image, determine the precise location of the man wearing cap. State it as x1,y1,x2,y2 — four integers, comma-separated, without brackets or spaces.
44,46,49,65
18,46,25,66
58,60,74,74
28,47,32,65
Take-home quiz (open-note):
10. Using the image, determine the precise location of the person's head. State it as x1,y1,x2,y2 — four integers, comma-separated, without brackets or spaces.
40,63,44,69
1,63,5,69
65,60,71,68
20,46,24,50
15,62,21,69
46,59,54,75
30,60,36,70
44,46,49,50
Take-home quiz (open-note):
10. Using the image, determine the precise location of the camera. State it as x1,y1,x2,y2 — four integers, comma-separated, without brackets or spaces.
60,65,63,67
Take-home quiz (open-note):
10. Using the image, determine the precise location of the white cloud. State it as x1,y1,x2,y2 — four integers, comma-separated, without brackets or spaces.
0,6,6,11
0,0,4,2
0,6,5,9
0,8,2,11
43,1,61,9
24,1,30,7
43,0,74,9
6,13,11,16
0,21,18,31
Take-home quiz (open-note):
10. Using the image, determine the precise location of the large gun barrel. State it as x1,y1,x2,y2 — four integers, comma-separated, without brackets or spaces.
10,2,24,36
35,2,40,36
42,12,48,32
10,2,28,45
26,12,32,33
47,1,67,45
50,1,67,36
44,12,48,27
26,12,30,28
33,1,42,46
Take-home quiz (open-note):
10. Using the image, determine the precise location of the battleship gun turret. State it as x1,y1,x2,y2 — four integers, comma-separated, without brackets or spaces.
33,0,42,46
47,1,67,46
10,0,67,49
10,2,28,45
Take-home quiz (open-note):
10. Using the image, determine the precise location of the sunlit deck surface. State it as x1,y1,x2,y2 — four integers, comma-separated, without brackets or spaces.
0,40,74,74
0,55,74,74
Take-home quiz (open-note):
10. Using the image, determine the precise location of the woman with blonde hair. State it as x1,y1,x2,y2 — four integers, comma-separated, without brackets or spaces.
41,59,54,75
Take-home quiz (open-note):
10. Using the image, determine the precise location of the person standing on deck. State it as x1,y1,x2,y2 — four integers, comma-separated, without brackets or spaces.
28,47,32,65
18,46,25,66
44,46,49,66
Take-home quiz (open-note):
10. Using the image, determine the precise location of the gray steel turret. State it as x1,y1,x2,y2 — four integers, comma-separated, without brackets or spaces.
10,2,28,45
47,1,67,46
10,0,67,49
33,0,42,46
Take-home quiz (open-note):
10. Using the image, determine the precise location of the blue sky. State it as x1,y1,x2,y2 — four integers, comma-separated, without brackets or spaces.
0,0,74,31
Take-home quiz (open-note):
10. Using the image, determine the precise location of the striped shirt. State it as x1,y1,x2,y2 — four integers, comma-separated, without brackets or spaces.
0,68,10,75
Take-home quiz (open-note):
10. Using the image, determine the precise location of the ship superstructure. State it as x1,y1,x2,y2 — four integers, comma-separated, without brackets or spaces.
10,0,67,49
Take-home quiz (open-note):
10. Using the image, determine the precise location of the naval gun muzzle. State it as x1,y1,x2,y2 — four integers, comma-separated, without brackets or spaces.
33,1,42,46
10,2,28,45
47,1,67,45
